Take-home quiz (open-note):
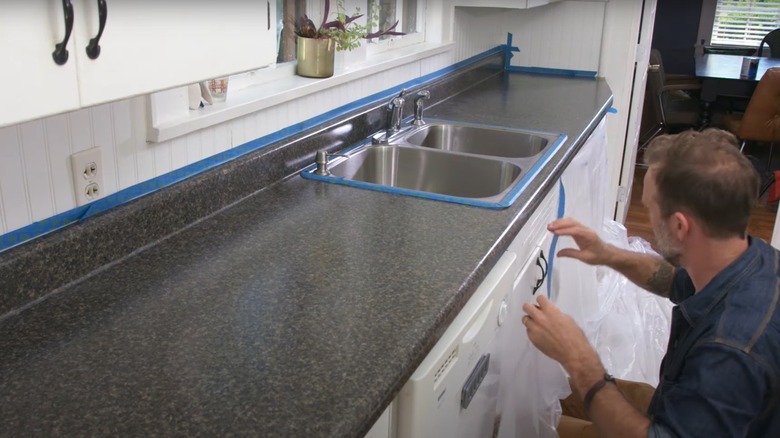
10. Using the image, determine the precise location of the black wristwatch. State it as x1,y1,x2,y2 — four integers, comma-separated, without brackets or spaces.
583,372,616,414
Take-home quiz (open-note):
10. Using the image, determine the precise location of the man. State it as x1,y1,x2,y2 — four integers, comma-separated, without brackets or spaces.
522,129,780,437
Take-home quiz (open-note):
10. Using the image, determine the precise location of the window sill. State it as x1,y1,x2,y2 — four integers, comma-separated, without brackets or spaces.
146,41,454,143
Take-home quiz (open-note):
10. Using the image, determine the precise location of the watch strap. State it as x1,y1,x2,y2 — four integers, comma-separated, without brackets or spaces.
583,373,616,414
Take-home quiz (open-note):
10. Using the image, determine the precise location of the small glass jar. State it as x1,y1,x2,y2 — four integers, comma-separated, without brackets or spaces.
207,77,229,102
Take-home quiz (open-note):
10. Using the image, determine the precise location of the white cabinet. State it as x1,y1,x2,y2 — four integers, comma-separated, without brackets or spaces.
0,0,277,128
1,1,82,126
451,0,528,9
451,0,565,10
527,0,560,7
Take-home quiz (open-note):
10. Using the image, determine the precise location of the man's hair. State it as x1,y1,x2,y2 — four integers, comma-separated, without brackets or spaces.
643,128,759,238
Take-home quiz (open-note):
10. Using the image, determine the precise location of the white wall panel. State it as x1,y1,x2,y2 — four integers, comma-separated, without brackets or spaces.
45,115,74,212
20,120,54,222
91,103,118,194
171,137,188,170
112,99,139,189
214,123,231,155
453,7,506,63
154,140,173,178
505,2,605,72
201,128,216,159
230,117,247,147
0,126,30,231
186,132,203,165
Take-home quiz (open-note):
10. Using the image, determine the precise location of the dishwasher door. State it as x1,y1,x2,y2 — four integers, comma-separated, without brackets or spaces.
395,251,518,438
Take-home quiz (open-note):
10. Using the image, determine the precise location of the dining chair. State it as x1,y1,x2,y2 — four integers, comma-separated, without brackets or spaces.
758,28,780,58
723,67,780,175
639,49,702,153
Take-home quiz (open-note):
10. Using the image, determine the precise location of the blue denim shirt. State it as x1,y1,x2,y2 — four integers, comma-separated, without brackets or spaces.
648,237,780,437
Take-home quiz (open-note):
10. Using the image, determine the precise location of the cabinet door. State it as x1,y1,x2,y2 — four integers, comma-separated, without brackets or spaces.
72,0,277,106
0,1,81,127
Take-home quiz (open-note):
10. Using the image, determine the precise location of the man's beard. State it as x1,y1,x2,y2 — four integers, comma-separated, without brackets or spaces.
655,221,682,267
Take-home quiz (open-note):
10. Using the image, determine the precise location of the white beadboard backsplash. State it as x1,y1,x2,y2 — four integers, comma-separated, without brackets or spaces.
454,2,605,70
0,1,608,237
504,2,606,72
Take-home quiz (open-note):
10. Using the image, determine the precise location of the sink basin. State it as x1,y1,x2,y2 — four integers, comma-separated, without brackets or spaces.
301,120,566,209
401,122,561,159
326,145,523,201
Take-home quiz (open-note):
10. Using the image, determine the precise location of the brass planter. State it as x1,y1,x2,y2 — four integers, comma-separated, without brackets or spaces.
296,37,335,78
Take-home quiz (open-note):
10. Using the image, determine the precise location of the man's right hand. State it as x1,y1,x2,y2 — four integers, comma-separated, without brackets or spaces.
547,218,614,266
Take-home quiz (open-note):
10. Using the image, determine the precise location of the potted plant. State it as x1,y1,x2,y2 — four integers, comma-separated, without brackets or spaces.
295,0,403,78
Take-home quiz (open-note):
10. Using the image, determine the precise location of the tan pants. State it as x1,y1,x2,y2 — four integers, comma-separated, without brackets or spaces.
557,379,656,438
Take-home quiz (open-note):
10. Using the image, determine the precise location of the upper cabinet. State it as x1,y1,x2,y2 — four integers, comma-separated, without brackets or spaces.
1,1,82,127
527,0,561,7
0,0,277,128
452,0,603,11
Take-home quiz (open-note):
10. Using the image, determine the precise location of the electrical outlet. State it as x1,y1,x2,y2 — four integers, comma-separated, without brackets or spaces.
70,147,104,206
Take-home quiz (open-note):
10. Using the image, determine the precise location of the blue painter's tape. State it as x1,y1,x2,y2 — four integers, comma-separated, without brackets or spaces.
503,33,520,71
507,66,597,78
608,107,618,114
0,46,509,253
547,180,566,299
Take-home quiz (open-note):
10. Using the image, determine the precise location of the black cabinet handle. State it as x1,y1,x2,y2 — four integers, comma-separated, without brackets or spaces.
52,0,74,65
86,0,108,59
532,250,548,295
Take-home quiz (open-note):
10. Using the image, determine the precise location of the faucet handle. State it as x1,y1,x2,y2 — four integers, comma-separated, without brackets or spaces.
388,88,408,108
413,90,431,126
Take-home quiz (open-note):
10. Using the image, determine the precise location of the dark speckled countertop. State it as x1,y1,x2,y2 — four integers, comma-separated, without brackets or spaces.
0,68,612,437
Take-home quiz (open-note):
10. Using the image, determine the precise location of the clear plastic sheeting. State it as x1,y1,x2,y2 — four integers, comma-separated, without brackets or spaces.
497,118,610,437
497,118,672,437
588,220,674,387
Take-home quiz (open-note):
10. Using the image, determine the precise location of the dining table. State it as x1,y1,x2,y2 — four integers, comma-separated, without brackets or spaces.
694,54,780,125
695,53,780,101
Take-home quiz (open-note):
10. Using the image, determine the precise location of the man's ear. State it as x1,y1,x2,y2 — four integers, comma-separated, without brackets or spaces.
671,211,691,241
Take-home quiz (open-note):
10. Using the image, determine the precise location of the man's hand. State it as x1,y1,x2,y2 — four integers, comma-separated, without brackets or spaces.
521,295,595,369
549,217,674,298
547,218,614,266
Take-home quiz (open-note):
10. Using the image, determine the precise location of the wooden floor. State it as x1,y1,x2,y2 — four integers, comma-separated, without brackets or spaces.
624,167,777,249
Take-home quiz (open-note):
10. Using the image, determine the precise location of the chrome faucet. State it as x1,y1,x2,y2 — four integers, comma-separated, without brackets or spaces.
413,90,430,126
385,89,408,136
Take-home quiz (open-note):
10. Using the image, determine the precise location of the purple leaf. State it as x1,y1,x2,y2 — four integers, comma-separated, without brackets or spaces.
343,14,364,25
322,20,346,31
365,20,405,39
321,0,330,30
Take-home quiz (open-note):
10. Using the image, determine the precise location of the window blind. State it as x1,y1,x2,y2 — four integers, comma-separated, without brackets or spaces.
711,0,780,47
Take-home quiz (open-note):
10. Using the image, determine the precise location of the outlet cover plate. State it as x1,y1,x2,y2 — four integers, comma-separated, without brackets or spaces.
70,147,104,206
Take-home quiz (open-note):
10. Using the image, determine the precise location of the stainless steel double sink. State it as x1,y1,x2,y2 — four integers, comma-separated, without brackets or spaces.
301,120,566,208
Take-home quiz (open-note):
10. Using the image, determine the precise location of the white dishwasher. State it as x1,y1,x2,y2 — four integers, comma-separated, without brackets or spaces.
396,246,550,438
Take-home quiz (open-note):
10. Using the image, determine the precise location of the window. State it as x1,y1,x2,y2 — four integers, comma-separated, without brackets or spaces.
710,0,780,47
366,0,424,53
368,0,419,40
276,0,423,62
